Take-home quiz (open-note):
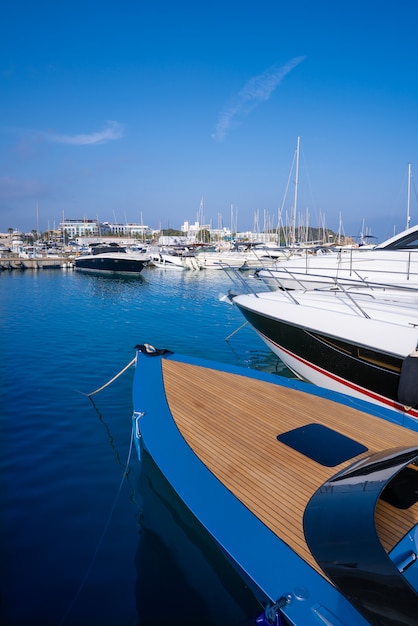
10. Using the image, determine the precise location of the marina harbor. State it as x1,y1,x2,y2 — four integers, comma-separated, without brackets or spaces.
3,4,418,624
4,221,417,626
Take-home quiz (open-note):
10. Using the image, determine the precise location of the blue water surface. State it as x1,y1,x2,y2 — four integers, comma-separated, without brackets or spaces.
0,266,288,626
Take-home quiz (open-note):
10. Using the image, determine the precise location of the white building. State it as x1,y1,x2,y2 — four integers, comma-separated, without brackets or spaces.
60,219,151,239
124,223,150,238
61,219,100,238
100,222,151,238
181,220,201,236
181,220,232,242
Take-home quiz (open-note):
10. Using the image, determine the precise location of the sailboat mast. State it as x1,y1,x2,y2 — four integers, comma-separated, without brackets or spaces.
406,163,411,231
291,136,300,246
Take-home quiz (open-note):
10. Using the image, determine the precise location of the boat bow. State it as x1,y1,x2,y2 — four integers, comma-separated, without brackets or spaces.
132,345,418,625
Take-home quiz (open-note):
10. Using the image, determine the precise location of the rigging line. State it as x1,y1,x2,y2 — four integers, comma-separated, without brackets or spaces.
82,357,136,397
59,426,135,626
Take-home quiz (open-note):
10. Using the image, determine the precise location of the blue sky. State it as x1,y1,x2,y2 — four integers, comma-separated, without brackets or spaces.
1,0,417,242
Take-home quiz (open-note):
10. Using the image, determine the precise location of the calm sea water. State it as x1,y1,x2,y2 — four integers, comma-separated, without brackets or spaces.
0,266,290,626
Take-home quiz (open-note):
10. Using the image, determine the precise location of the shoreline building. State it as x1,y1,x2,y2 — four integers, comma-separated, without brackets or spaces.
181,220,234,242
60,219,151,240
60,219,100,238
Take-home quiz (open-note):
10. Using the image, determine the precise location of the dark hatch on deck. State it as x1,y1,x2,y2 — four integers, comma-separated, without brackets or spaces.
277,423,368,467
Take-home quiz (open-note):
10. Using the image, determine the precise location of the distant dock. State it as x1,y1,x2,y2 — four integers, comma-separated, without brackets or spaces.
0,256,74,271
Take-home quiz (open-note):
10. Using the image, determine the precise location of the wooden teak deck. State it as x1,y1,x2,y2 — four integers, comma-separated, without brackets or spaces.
162,359,418,576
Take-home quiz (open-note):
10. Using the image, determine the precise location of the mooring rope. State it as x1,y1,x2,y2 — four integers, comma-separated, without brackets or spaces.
59,426,135,626
225,320,248,341
85,356,136,397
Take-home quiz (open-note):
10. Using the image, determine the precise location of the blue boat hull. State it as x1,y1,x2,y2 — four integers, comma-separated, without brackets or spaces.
132,347,418,626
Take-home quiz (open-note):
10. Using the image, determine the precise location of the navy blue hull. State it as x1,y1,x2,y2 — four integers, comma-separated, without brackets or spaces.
75,256,148,274
235,303,404,406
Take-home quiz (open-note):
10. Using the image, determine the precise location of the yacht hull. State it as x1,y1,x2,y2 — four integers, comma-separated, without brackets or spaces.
74,253,148,275
232,291,418,419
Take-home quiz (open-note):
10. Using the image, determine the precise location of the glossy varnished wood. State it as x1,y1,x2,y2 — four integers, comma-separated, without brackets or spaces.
162,359,418,575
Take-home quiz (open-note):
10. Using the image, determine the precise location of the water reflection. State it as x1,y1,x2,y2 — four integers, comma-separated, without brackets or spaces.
135,451,262,626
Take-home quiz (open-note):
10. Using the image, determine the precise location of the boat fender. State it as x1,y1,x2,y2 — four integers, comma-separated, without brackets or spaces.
397,348,418,408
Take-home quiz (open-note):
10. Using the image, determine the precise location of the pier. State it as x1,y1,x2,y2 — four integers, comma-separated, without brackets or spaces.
0,256,73,271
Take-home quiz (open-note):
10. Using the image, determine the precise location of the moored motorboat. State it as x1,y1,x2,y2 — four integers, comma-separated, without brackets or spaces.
74,242,150,275
195,247,250,270
254,224,418,290
228,286,418,419
132,344,418,626
149,246,201,270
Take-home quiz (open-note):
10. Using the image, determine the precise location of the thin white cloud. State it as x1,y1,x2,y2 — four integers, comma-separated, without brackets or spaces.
43,120,124,145
212,57,306,142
